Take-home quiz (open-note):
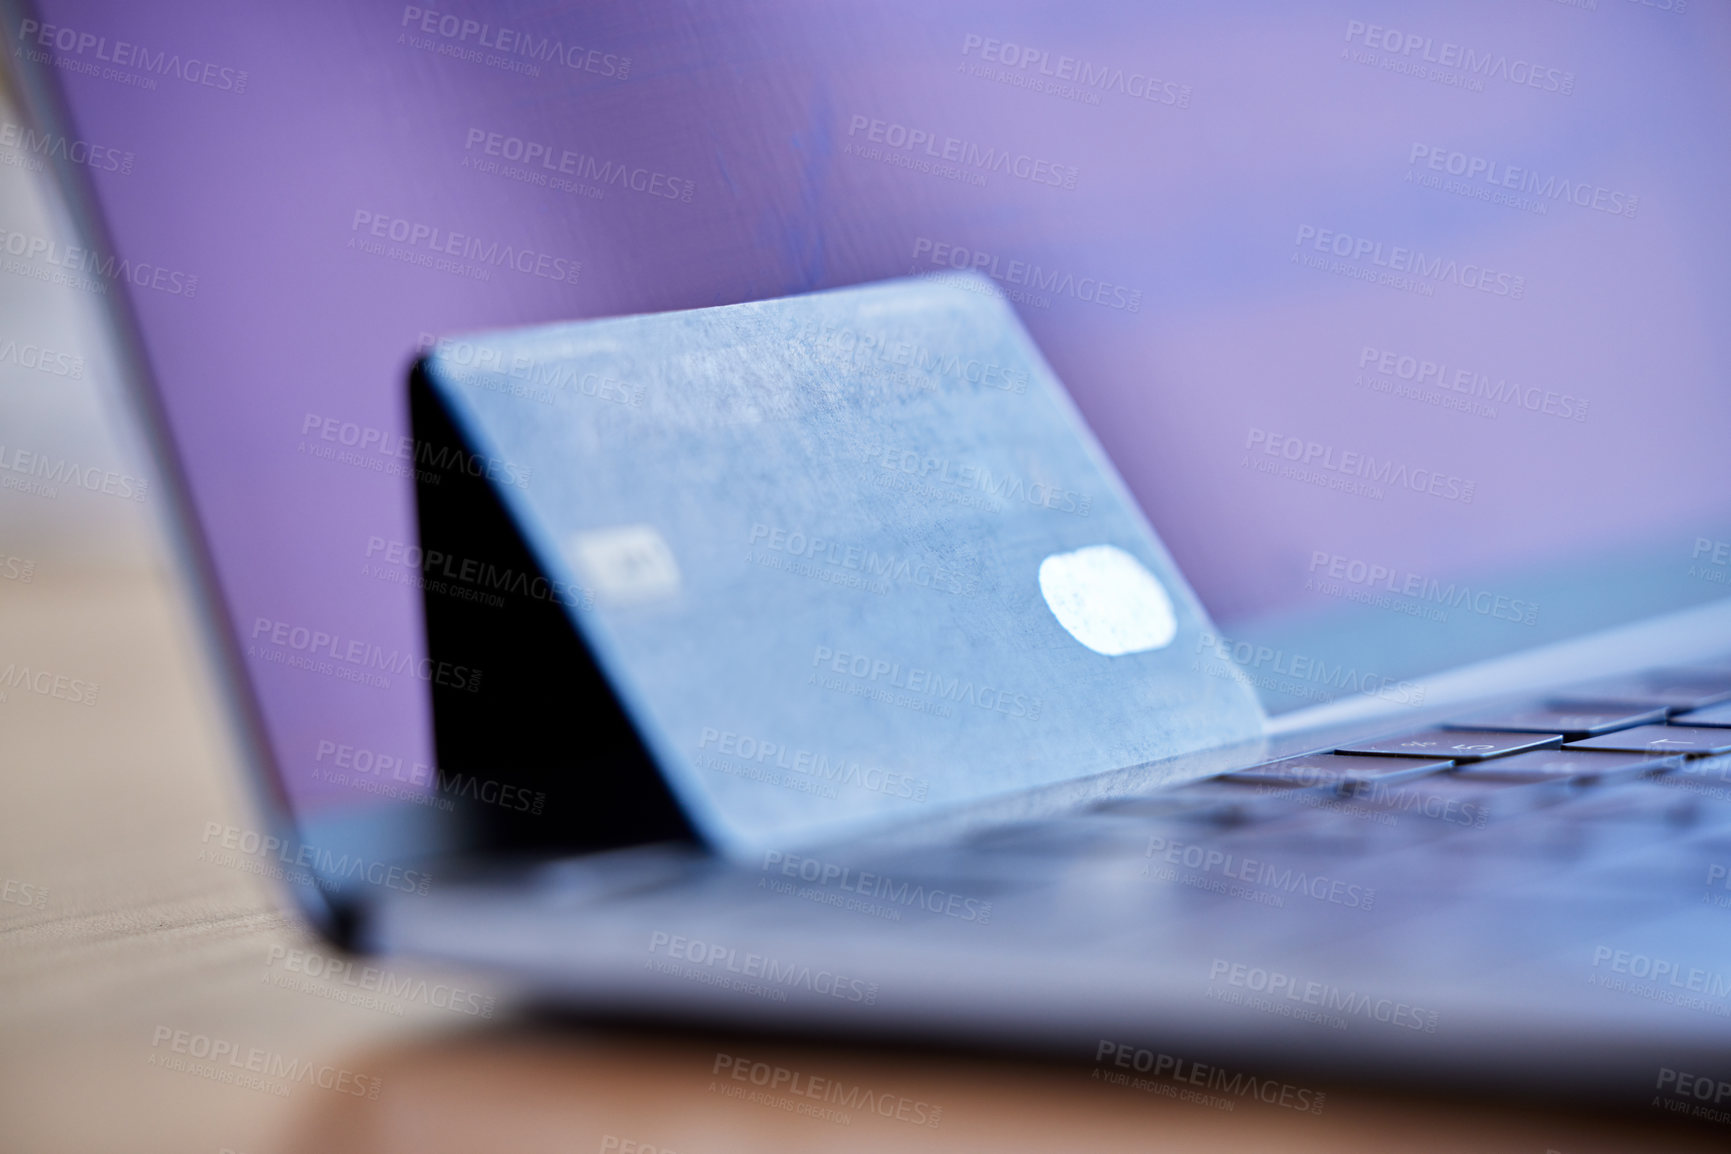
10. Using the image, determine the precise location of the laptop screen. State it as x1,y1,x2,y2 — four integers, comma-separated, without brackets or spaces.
17,0,1731,827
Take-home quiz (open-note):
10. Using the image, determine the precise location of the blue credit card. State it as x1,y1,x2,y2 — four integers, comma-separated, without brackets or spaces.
420,274,1262,854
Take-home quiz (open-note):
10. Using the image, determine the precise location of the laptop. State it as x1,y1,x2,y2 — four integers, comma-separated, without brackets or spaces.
12,0,1731,1108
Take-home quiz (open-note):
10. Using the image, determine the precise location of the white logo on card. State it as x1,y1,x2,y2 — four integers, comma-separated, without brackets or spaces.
1038,545,1176,656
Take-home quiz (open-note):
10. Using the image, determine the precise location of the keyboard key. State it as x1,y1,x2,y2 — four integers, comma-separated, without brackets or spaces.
1442,706,1665,740
1336,729,1562,761
1335,774,1569,826
1088,781,1311,825
1563,725,1731,756
1449,749,1679,784
1220,753,1449,787
1674,702,1731,728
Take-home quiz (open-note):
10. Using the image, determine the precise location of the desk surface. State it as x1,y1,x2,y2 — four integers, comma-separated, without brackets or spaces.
0,557,1724,1154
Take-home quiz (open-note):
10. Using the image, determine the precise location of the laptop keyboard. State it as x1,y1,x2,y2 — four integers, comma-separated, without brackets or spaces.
671,663,1731,982
953,665,1731,901
585,663,1731,1066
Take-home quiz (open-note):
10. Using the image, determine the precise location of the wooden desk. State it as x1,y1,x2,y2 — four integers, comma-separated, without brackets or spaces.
0,559,1722,1154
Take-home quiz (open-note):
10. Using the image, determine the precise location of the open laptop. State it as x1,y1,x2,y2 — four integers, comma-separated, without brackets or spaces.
11,0,1731,1107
